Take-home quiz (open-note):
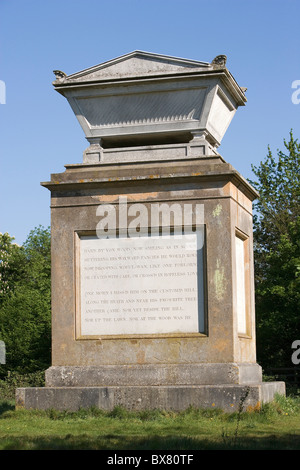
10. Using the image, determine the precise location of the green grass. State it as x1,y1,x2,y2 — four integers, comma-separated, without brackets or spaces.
0,395,300,450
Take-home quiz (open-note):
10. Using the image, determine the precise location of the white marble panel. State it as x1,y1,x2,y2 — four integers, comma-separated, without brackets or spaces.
78,230,205,336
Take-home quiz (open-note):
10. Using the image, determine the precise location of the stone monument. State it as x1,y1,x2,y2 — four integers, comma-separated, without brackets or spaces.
16,51,285,412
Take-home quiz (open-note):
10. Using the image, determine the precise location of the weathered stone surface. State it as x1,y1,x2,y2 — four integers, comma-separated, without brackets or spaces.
45,363,263,387
38,157,259,368
16,382,285,413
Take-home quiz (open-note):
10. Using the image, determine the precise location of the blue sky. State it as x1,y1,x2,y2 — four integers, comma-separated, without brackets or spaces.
0,0,299,245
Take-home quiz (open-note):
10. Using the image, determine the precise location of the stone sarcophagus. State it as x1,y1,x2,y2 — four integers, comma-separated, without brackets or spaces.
52,51,245,163
16,51,285,412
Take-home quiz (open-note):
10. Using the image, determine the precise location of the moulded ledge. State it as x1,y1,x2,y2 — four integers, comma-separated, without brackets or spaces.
44,363,263,387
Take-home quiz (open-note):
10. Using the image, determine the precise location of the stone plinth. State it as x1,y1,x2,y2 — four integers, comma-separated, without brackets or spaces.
15,156,285,411
16,382,285,413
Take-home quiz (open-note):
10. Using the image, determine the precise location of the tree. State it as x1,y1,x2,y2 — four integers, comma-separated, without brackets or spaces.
0,233,26,304
0,226,51,375
249,131,300,369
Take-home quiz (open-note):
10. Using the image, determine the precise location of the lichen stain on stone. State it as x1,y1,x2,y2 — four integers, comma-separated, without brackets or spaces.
246,401,261,412
127,192,158,201
91,194,119,202
91,192,159,202
213,203,222,217
15,400,25,409
136,348,145,364
130,339,138,345
214,259,226,300
214,338,228,353
149,174,159,179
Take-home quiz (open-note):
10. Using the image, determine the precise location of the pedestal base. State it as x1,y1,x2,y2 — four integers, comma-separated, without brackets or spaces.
16,382,285,413
15,364,285,413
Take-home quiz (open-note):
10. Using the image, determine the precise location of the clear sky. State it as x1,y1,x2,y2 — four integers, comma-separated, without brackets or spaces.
0,0,299,245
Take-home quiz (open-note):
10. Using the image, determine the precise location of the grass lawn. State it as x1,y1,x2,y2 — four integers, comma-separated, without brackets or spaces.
0,394,300,450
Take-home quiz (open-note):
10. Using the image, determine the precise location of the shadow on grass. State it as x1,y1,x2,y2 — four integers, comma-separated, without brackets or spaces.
2,433,300,450
0,401,15,416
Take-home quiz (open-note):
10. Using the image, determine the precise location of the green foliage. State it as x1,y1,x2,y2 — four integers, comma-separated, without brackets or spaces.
249,131,300,368
0,233,26,303
0,370,45,401
0,226,51,377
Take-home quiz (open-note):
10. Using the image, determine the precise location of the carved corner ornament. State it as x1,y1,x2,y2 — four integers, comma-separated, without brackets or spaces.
211,55,227,68
53,70,67,80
